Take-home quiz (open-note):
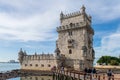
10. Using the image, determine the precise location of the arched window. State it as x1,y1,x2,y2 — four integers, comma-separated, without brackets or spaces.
30,77,32,79
68,31,72,36
25,64,27,67
41,64,44,67
69,49,72,54
70,23,73,27
30,64,32,66
41,78,44,80
35,77,38,80
35,64,38,67
48,64,51,67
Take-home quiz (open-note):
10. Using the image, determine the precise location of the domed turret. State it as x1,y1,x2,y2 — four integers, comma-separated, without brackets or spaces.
60,11,64,19
81,5,86,14
18,48,24,64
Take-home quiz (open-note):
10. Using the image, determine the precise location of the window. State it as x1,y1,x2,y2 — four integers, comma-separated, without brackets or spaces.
30,64,32,66
41,64,44,67
70,23,73,27
68,31,72,36
30,77,32,79
68,39,74,48
35,64,38,67
25,64,27,66
68,40,72,44
41,78,44,80
69,49,72,54
48,64,51,67
76,23,79,26
25,77,27,79
35,77,38,80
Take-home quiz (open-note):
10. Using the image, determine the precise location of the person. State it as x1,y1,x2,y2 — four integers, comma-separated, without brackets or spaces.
92,68,96,74
88,68,92,73
61,67,64,73
91,68,97,80
84,68,88,79
107,69,112,80
84,68,88,73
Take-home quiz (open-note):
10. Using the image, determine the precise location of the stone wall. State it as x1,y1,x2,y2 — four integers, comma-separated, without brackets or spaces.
18,52,57,71
21,59,57,71
56,5,94,70
57,29,84,59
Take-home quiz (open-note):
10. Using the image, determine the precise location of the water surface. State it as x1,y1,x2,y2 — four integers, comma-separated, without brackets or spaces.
0,62,20,72
0,63,53,80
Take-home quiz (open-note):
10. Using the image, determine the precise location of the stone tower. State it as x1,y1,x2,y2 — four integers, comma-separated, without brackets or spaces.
55,6,95,70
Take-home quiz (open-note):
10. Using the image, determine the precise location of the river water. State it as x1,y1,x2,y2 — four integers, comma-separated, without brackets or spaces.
0,63,20,72
0,63,52,80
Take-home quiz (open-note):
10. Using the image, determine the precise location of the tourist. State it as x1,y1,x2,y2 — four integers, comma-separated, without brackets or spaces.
84,68,88,73
107,69,112,80
88,68,92,73
61,67,64,73
92,68,96,74
84,68,88,79
91,68,96,80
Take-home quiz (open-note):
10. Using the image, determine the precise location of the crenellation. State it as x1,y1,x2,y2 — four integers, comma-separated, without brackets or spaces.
62,26,64,30
36,55,39,60
34,55,37,60
27,56,30,60
25,56,27,60
88,15,92,21
29,56,31,60
21,53,56,61
62,11,81,19
57,22,87,32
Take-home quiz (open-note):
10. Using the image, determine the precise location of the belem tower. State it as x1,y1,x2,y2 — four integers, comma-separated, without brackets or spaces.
18,6,95,71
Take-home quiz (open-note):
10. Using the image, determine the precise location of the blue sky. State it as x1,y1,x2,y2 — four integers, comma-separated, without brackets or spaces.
0,0,120,62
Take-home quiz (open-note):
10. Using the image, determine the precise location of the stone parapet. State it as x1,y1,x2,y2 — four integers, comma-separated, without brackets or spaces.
57,22,86,32
23,54,55,60
61,11,81,19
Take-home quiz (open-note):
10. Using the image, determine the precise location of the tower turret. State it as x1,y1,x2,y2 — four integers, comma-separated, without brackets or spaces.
81,5,86,14
18,48,24,64
60,12,64,19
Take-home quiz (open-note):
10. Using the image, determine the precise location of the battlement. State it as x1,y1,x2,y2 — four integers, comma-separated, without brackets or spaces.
18,49,56,64
60,5,92,27
60,12,91,24
57,21,94,34
57,22,86,32
60,11,81,19
23,53,55,60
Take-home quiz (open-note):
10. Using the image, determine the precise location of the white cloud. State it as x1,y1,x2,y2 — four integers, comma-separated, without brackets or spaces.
0,12,58,41
0,0,72,41
81,0,120,23
95,26,120,58
0,0,120,41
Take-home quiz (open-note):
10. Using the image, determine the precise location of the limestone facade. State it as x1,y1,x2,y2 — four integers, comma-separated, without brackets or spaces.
18,49,57,71
56,5,94,70
18,6,95,71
